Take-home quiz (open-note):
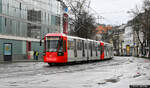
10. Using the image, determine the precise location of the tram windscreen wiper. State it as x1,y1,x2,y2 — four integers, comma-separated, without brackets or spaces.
57,39,63,52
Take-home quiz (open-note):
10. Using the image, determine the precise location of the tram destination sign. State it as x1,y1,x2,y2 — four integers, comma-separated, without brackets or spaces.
46,36,60,40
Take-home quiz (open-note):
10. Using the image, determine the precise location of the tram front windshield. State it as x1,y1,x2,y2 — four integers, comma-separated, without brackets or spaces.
46,37,63,52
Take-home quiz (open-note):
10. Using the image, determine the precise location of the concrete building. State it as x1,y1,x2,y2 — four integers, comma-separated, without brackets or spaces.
112,25,125,56
122,26,134,56
95,25,113,42
0,0,64,61
132,27,145,57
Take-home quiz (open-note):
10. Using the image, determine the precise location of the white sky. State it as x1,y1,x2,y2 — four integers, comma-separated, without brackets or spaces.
90,0,144,25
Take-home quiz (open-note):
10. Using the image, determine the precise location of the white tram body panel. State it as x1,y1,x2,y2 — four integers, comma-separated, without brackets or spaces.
67,35,114,62
67,36,88,62
67,36,75,62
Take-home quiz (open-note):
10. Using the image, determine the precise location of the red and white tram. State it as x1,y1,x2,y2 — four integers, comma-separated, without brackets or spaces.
43,33,113,65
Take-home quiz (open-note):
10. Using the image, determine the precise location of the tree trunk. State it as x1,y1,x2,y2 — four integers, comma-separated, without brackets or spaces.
141,44,144,57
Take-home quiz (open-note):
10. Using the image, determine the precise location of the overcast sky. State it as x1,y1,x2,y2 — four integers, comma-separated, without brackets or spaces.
90,0,144,25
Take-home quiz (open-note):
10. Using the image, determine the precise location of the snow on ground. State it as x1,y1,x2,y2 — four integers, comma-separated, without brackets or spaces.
0,56,150,88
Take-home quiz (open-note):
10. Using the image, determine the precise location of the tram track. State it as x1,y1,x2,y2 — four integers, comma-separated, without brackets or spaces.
0,57,129,79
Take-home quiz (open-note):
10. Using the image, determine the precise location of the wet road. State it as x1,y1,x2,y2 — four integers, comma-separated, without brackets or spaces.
0,57,150,88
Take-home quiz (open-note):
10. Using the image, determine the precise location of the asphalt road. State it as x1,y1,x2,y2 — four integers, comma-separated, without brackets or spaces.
0,56,150,88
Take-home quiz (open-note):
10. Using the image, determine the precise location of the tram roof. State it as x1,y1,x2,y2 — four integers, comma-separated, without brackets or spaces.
45,33,67,37
45,33,112,46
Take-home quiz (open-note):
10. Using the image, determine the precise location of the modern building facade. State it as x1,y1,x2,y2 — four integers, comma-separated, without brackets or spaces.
0,0,64,61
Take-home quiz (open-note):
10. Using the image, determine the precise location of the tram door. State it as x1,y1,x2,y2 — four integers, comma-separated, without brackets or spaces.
88,41,93,60
90,42,93,57
74,39,77,57
87,41,89,60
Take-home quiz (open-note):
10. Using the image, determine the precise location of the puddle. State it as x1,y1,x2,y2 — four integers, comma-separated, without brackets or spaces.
42,79,49,82
97,77,119,85
10,84,18,86
97,81,106,85
105,78,120,83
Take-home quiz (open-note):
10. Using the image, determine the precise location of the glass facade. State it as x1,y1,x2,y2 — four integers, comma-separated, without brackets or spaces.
0,0,63,61
0,0,62,38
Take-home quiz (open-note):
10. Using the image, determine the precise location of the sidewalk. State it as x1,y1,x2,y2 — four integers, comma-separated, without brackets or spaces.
0,58,43,63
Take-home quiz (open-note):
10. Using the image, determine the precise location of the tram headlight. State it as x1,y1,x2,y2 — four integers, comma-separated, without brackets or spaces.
57,52,64,56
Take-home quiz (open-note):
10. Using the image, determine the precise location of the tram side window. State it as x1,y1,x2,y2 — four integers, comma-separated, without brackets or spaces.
94,43,97,51
105,46,108,56
109,47,111,55
80,40,82,50
74,39,77,57
77,41,79,50
85,42,87,49
68,40,71,50
77,40,82,50
71,41,74,50
90,42,92,56
111,47,113,55
93,42,95,51
67,40,70,50
96,43,98,56
105,46,107,56
107,47,109,56
82,40,85,57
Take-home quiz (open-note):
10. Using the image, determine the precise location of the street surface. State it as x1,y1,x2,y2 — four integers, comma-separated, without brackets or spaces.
0,57,150,88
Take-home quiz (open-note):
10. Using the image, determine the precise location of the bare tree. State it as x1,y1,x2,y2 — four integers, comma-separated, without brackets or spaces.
129,0,150,57
101,26,114,43
66,0,97,39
